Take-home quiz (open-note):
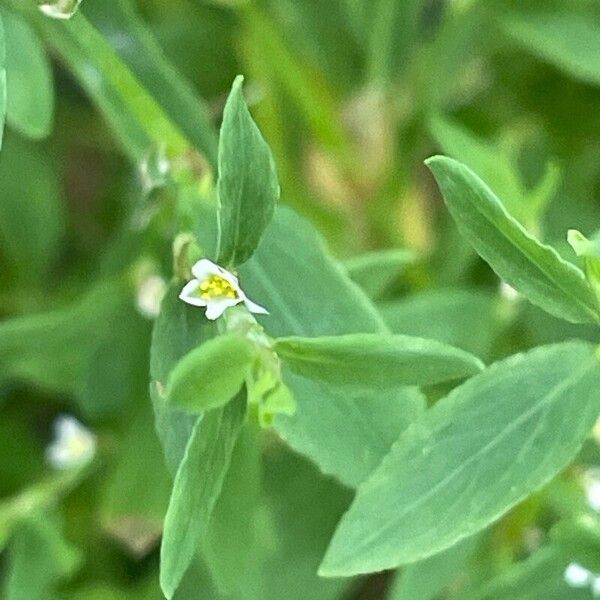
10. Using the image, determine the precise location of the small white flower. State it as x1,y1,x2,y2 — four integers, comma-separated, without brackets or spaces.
499,281,519,301
46,416,96,470
593,576,600,598
139,145,170,194
584,470,600,513
38,0,83,19
179,259,268,321
136,274,167,319
564,563,593,588
593,417,600,446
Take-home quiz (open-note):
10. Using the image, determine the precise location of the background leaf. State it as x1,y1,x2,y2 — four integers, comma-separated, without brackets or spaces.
344,249,415,299
3,513,80,600
426,155,599,324
499,0,600,87
389,535,480,600
2,9,53,139
0,134,65,282
0,13,5,149
379,289,504,360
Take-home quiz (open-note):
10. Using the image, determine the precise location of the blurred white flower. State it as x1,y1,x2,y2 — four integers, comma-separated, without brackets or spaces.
584,469,600,513
565,563,593,588
39,0,83,20
592,576,600,598
179,259,268,321
593,418,600,446
136,274,167,319
46,416,96,470
499,281,519,301
139,145,170,194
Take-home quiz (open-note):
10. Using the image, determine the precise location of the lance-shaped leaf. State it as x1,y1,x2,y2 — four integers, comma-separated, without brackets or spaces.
166,334,255,413
320,341,600,577
426,156,599,325
160,394,246,599
217,75,279,267
274,334,484,389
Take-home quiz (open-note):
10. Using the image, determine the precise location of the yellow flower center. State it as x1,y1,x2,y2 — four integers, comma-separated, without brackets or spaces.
198,275,238,299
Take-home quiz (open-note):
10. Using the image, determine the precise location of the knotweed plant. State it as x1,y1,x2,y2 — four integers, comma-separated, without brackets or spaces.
0,1,598,599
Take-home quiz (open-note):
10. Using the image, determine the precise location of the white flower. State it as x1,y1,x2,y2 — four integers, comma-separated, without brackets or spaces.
593,576,600,598
584,469,600,512
39,0,83,19
179,259,268,321
564,563,593,588
46,416,96,470
499,281,519,301
136,274,167,319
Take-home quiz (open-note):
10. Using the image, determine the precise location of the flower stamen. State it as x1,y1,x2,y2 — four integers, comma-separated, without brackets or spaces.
198,275,238,300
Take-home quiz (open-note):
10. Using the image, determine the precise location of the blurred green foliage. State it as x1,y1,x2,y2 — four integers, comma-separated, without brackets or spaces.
0,0,599,599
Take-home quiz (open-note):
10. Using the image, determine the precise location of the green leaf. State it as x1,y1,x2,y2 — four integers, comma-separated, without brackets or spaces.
262,449,354,600
2,9,53,139
425,155,599,324
241,208,426,487
150,282,217,474
568,229,600,304
500,2,600,87
464,545,591,600
0,134,65,281
241,208,384,338
274,334,484,388
344,249,415,299
367,0,421,83
430,117,530,225
0,13,6,150
389,535,480,600
85,0,217,166
33,11,190,161
551,516,600,573
3,513,81,600
159,394,245,599
430,117,560,227
217,75,279,267
320,341,600,576
166,334,255,413
379,289,503,359
0,281,125,394
202,427,266,597
100,404,171,558
0,470,86,551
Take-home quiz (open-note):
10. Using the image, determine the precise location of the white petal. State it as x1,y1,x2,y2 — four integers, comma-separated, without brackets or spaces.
191,258,221,281
204,298,242,320
243,296,269,315
179,280,207,307
191,258,242,289
46,415,96,470
586,479,600,512
564,563,592,587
